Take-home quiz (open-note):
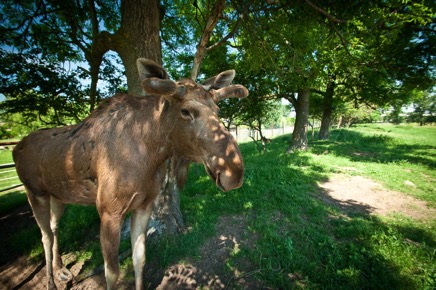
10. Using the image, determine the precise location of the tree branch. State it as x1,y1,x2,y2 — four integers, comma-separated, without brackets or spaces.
206,14,243,52
304,0,346,23
87,0,100,37
190,0,226,80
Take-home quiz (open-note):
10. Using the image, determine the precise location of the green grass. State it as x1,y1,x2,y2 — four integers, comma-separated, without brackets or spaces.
0,149,26,213
177,123,436,289
1,123,435,289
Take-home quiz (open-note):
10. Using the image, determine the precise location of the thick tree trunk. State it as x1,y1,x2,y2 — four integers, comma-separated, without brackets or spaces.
318,79,335,140
147,161,185,237
112,0,184,236
115,0,163,96
288,90,310,151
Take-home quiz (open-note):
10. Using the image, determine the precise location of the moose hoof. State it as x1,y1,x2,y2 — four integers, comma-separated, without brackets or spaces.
47,278,58,290
56,267,74,282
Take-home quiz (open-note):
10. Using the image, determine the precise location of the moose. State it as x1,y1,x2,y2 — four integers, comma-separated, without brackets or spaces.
13,58,248,289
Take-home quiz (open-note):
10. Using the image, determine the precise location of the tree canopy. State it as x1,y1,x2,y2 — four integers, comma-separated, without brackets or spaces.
0,0,435,142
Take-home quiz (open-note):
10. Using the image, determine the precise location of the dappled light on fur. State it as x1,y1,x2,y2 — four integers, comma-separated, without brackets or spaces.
12,59,248,290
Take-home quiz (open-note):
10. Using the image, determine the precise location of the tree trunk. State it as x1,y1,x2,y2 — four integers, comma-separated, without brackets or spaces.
288,89,310,151
112,0,184,236
147,161,185,237
114,0,163,96
88,56,104,111
318,78,335,140
337,115,343,128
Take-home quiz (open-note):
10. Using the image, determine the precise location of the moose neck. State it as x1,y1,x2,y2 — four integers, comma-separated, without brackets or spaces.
130,95,179,169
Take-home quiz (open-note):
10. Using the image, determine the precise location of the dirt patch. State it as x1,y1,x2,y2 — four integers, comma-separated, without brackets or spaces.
318,174,435,220
155,215,262,290
0,255,105,290
0,213,260,290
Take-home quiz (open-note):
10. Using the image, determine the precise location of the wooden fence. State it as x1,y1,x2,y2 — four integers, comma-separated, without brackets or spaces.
0,141,22,193
229,125,294,142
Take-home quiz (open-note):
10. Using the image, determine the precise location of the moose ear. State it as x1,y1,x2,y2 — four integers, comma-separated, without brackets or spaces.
213,85,249,102
137,58,169,80
202,70,236,90
141,77,178,95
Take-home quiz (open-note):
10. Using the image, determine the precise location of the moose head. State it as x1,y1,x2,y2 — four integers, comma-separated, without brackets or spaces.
137,58,248,191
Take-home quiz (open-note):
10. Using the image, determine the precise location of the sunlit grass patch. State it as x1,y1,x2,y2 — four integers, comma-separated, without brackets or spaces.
1,123,435,289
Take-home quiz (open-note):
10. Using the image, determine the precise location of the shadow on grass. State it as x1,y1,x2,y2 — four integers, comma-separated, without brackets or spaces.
0,189,27,215
0,202,102,274
1,133,434,289
143,134,434,289
310,129,436,169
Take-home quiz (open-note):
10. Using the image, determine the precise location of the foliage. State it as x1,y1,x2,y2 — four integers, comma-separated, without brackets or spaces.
0,0,128,112
1,0,435,141
0,124,13,139
408,90,436,125
0,50,89,129
161,0,245,80
335,102,383,127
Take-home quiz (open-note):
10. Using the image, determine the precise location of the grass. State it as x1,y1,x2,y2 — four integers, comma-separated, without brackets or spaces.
1,123,435,289
0,149,26,213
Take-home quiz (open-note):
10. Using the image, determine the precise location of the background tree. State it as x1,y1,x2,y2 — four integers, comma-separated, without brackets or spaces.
408,90,436,125
240,0,348,151
0,50,88,128
0,0,162,110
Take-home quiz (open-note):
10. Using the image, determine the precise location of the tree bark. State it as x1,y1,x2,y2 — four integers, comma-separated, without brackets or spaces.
288,90,310,151
337,115,343,128
190,0,226,80
147,161,185,237
318,77,335,140
113,0,163,96
112,0,184,235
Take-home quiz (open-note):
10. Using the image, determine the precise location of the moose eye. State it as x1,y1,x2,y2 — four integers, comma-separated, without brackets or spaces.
181,109,192,120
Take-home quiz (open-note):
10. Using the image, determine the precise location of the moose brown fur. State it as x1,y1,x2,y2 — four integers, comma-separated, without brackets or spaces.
13,59,248,290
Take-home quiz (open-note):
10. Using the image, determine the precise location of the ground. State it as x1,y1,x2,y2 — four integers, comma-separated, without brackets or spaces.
0,174,434,289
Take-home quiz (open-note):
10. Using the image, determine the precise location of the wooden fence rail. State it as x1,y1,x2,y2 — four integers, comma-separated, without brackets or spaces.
0,163,16,170
0,141,22,193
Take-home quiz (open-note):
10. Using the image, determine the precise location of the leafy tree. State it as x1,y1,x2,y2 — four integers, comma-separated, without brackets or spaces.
239,0,352,151
290,0,435,140
1,0,161,110
408,90,436,125
0,50,88,127
335,101,382,128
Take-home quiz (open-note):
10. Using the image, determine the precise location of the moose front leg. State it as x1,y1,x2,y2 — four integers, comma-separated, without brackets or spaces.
99,212,123,290
130,203,153,290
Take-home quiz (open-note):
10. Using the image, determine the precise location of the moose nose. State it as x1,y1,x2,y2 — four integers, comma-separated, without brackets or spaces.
218,165,244,192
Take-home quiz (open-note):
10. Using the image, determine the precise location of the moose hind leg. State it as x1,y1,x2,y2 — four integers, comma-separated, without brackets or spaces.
130,204,153,290
27,192,57,290
50,197,73,282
